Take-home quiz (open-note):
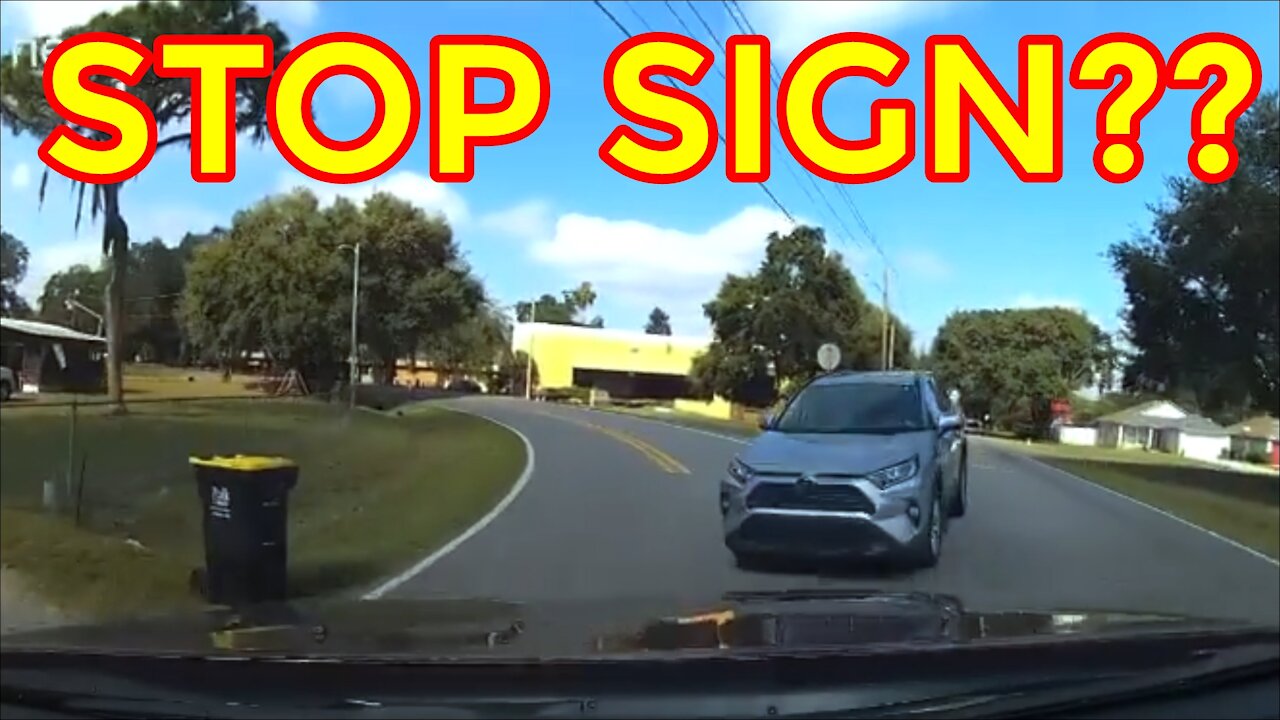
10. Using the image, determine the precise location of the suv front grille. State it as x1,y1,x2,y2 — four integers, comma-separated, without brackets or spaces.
747,482,875,513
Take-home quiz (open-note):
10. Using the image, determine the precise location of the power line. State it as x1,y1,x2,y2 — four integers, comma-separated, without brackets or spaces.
659,0,822,214
591,0,794,224
683,0,881,289
622,0,654,33
722,0,895,290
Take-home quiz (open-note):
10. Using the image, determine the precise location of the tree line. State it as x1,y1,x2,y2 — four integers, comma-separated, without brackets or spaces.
928,92,1278,434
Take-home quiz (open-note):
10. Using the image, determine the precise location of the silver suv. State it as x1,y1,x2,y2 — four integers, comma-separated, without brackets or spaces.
721,371,967,569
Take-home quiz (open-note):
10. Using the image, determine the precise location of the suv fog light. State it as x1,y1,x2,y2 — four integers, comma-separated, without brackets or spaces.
906,501,921,525
719,491,731,515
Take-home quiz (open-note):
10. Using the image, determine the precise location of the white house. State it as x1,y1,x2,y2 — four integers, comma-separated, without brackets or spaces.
1095,400,1230,462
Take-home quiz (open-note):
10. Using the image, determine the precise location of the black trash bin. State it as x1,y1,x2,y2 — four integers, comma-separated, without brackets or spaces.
191,455,298,606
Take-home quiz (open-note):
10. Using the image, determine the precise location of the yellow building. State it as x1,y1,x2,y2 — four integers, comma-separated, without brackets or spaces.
512,322,711,399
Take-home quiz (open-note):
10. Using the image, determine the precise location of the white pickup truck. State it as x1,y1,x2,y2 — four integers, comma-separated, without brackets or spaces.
0,366,16,402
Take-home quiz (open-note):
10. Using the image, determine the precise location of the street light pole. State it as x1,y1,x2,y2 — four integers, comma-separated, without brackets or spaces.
340,243,361,413
64,298,104,337
524,301,535,400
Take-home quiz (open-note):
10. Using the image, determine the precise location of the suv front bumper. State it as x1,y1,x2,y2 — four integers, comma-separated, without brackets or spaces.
721,476,927,559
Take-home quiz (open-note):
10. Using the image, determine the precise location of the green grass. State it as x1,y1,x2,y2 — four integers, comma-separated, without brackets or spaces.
0,399,524,619
991,438,1279,559
1037,458,1280,559
9,364,267,407
989,437,1217,468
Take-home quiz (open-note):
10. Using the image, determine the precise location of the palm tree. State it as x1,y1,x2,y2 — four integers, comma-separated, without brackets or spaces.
0,1,291,412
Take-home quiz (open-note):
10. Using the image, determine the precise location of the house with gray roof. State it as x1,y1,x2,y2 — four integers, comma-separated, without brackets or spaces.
1095,400,1230,462
1226,415,1279,467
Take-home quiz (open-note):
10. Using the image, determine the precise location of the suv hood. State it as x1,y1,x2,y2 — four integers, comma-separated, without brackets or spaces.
739,430,931,475
0,590,1255,661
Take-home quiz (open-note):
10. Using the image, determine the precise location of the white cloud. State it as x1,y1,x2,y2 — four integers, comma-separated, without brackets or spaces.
527,206,795,334
744,1,962,58
10,163,32,189
276,170,470,226
478,200,554,244
897,248,950,280
5,0,134,37
5,0,317,38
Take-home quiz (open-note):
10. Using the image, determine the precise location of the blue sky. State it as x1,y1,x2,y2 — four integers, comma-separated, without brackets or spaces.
1,0,1277,349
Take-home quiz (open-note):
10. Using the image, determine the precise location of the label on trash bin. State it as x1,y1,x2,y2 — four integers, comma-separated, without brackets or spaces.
211,485,232,519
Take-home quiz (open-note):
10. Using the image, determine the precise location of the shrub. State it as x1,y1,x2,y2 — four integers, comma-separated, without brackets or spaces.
1244,450,1271,465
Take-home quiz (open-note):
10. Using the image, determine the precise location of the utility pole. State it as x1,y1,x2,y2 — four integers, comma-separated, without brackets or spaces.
524,301,536,400
880,265,890,370
886,268,895,370
340,243,361,414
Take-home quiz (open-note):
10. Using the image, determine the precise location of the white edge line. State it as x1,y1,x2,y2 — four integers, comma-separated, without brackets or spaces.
361,406,537,600
992,442,1279,567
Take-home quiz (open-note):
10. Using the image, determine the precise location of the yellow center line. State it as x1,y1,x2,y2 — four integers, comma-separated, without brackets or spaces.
524,405,690,475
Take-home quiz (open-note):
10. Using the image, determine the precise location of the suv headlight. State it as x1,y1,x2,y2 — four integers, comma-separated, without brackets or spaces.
865,456,919,489
727,458,754,486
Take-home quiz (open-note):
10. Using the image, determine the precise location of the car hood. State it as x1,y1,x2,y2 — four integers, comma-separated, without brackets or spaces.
739,430,931,475
0,591,1256,661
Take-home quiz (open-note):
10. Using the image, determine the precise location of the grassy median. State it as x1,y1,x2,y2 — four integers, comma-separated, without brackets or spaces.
0,399,524,619
997,439,1280,560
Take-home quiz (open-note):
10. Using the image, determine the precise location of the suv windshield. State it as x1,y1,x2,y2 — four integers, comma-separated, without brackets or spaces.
775,382,927,434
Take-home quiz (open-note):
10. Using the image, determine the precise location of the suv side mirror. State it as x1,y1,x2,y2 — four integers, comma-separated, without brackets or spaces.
758,412,773,430
938,414,962,433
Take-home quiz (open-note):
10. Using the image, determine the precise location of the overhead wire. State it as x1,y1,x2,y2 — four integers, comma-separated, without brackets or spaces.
592,0,795,224
724,0,895,281
688,0,882,290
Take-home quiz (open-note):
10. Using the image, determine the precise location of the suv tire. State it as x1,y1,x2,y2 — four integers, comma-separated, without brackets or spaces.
949,453,968,518
906,487,943,569
0,380,11,402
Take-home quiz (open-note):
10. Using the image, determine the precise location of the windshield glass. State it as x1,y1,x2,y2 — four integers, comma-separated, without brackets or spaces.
775,382,926,434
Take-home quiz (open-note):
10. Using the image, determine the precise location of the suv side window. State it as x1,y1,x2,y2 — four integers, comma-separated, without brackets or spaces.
931,379,953,415
922,378,943,421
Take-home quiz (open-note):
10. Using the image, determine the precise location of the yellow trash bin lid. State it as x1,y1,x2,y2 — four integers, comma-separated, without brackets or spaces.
189,455,297,471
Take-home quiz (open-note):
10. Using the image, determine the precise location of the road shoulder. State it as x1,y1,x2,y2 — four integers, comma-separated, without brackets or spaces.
984,438,1279,563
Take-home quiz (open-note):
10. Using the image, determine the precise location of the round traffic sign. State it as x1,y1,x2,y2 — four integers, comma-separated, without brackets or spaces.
816,343,841,371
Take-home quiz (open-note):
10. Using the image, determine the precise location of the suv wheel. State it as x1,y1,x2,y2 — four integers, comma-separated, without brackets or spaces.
950,454,968,518
907,489,943,569
0,380,11,402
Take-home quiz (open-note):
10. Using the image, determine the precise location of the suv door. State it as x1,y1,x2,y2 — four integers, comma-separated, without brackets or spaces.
925,378,960,500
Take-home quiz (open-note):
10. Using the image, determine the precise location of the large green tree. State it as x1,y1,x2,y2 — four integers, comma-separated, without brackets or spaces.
0,229,31,317
1108,91,1279,418
38,263,108,335
515,282,604,327
645,306,672,335
692,225,910,406
351,194,484,381
425,300,512,379
0,0,292,412
183,189,484,386
183,190,347,378
930,307,1111,435
36,230,218,359
127,231,217,363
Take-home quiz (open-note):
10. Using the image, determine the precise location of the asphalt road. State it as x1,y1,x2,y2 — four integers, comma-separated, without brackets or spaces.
387,397,1280,626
